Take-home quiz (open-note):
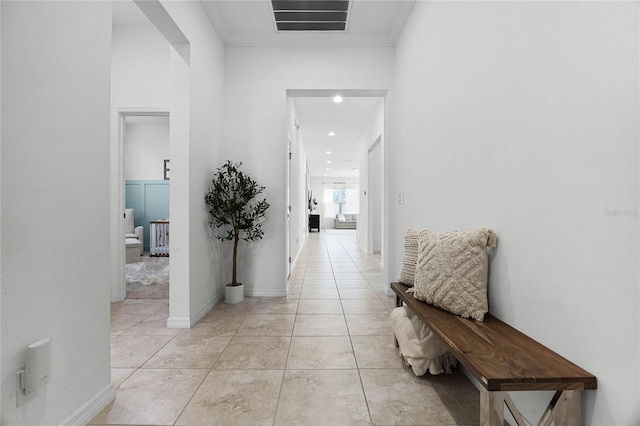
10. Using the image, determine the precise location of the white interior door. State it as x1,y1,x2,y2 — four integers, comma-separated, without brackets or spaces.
286,137,292,277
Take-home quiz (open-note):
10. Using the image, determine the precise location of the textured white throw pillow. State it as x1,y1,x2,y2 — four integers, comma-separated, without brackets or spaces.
413,228,497,321
398,228,421,286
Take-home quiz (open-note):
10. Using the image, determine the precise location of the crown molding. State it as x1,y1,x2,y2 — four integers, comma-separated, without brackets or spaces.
224,32,395,47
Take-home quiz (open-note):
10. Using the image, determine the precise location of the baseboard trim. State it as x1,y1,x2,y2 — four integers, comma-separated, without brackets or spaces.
189,295,220,326
245,288,287,297
60,383,115,426
166,316,191,328
166,293,222,329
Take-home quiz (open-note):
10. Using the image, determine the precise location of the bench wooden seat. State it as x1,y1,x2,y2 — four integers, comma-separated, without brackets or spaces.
391,281,596,426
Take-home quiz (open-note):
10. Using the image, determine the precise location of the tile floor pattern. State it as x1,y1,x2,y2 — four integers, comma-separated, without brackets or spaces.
91,230,480,426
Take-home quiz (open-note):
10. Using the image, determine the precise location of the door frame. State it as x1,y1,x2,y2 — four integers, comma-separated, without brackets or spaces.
367,135,383,256
110,107,170,302
286,136,292,278
284,89,388,288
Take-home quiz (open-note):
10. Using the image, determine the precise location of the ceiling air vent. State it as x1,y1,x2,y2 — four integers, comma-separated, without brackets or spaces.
271,0,350,32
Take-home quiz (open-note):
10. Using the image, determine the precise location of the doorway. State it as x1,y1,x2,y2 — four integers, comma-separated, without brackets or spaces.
123,115,170,299
111,110,170,302
285,89,387,291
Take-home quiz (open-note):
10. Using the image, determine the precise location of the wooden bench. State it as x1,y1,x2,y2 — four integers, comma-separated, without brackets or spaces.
390,281,596,426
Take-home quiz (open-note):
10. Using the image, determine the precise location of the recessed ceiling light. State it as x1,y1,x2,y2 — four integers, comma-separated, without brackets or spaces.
328,131,335,137
326,160,331,164
325,150,332,154
326,168,330,170
324,174,328,177
333,95,343,103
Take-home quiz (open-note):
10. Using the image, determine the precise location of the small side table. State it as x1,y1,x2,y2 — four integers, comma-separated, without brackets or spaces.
308,214,320,232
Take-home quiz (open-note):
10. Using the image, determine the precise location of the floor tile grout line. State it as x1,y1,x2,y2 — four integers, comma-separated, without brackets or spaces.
330,233,376,426
440,381,475,426
170,366,212,426
270,369,287,426
114,232,472,426
273,278,303,426
336,268,377,422
136,331,181,371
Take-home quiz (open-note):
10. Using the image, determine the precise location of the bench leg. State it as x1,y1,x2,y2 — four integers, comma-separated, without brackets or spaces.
554,390,582,426
480,388,505,426
481,388,582,426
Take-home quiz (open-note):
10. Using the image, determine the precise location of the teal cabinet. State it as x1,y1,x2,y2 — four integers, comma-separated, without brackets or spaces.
125,180,169,252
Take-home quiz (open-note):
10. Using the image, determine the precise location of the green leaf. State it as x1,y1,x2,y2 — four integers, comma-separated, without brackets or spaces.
204,161,270,285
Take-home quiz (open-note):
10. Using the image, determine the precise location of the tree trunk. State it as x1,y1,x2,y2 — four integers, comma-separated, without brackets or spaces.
232,231,239,285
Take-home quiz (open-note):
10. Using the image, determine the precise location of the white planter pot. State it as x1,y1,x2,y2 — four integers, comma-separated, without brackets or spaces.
224,283,244,304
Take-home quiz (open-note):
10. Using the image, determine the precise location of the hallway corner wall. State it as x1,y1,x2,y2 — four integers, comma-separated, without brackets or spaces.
390,2,639,424
1,2,113,423
161,1,226,325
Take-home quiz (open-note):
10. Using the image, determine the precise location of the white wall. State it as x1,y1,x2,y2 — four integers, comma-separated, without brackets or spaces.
286,99,308,269
358,101,385,254
1,2,113,423
391,2,638,424
111,24,170,108
222,47,394,296
370,139,383,253
124,116,170,180
161,1,225,325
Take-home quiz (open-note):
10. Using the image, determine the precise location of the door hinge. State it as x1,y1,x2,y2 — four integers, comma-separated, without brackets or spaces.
288,257,292,264
289,152,292,160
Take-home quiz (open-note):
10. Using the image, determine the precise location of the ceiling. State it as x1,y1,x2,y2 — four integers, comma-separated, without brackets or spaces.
113,1,402,179
201,0,415,47
294,97,383,178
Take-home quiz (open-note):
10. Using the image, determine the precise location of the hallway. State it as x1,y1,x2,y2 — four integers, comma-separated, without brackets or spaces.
93,230,479,425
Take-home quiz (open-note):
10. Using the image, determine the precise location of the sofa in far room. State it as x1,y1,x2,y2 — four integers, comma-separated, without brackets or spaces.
334,213,358,229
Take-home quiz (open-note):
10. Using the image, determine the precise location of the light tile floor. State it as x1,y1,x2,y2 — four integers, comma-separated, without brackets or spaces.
91,230,479,426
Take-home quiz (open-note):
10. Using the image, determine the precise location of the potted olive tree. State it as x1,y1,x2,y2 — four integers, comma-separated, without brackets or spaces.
205,161,270,304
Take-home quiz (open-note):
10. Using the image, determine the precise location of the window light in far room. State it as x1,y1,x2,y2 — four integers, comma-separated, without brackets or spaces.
333,95,343,103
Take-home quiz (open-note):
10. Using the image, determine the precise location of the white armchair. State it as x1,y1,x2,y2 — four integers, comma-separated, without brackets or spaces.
124,208,143,262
